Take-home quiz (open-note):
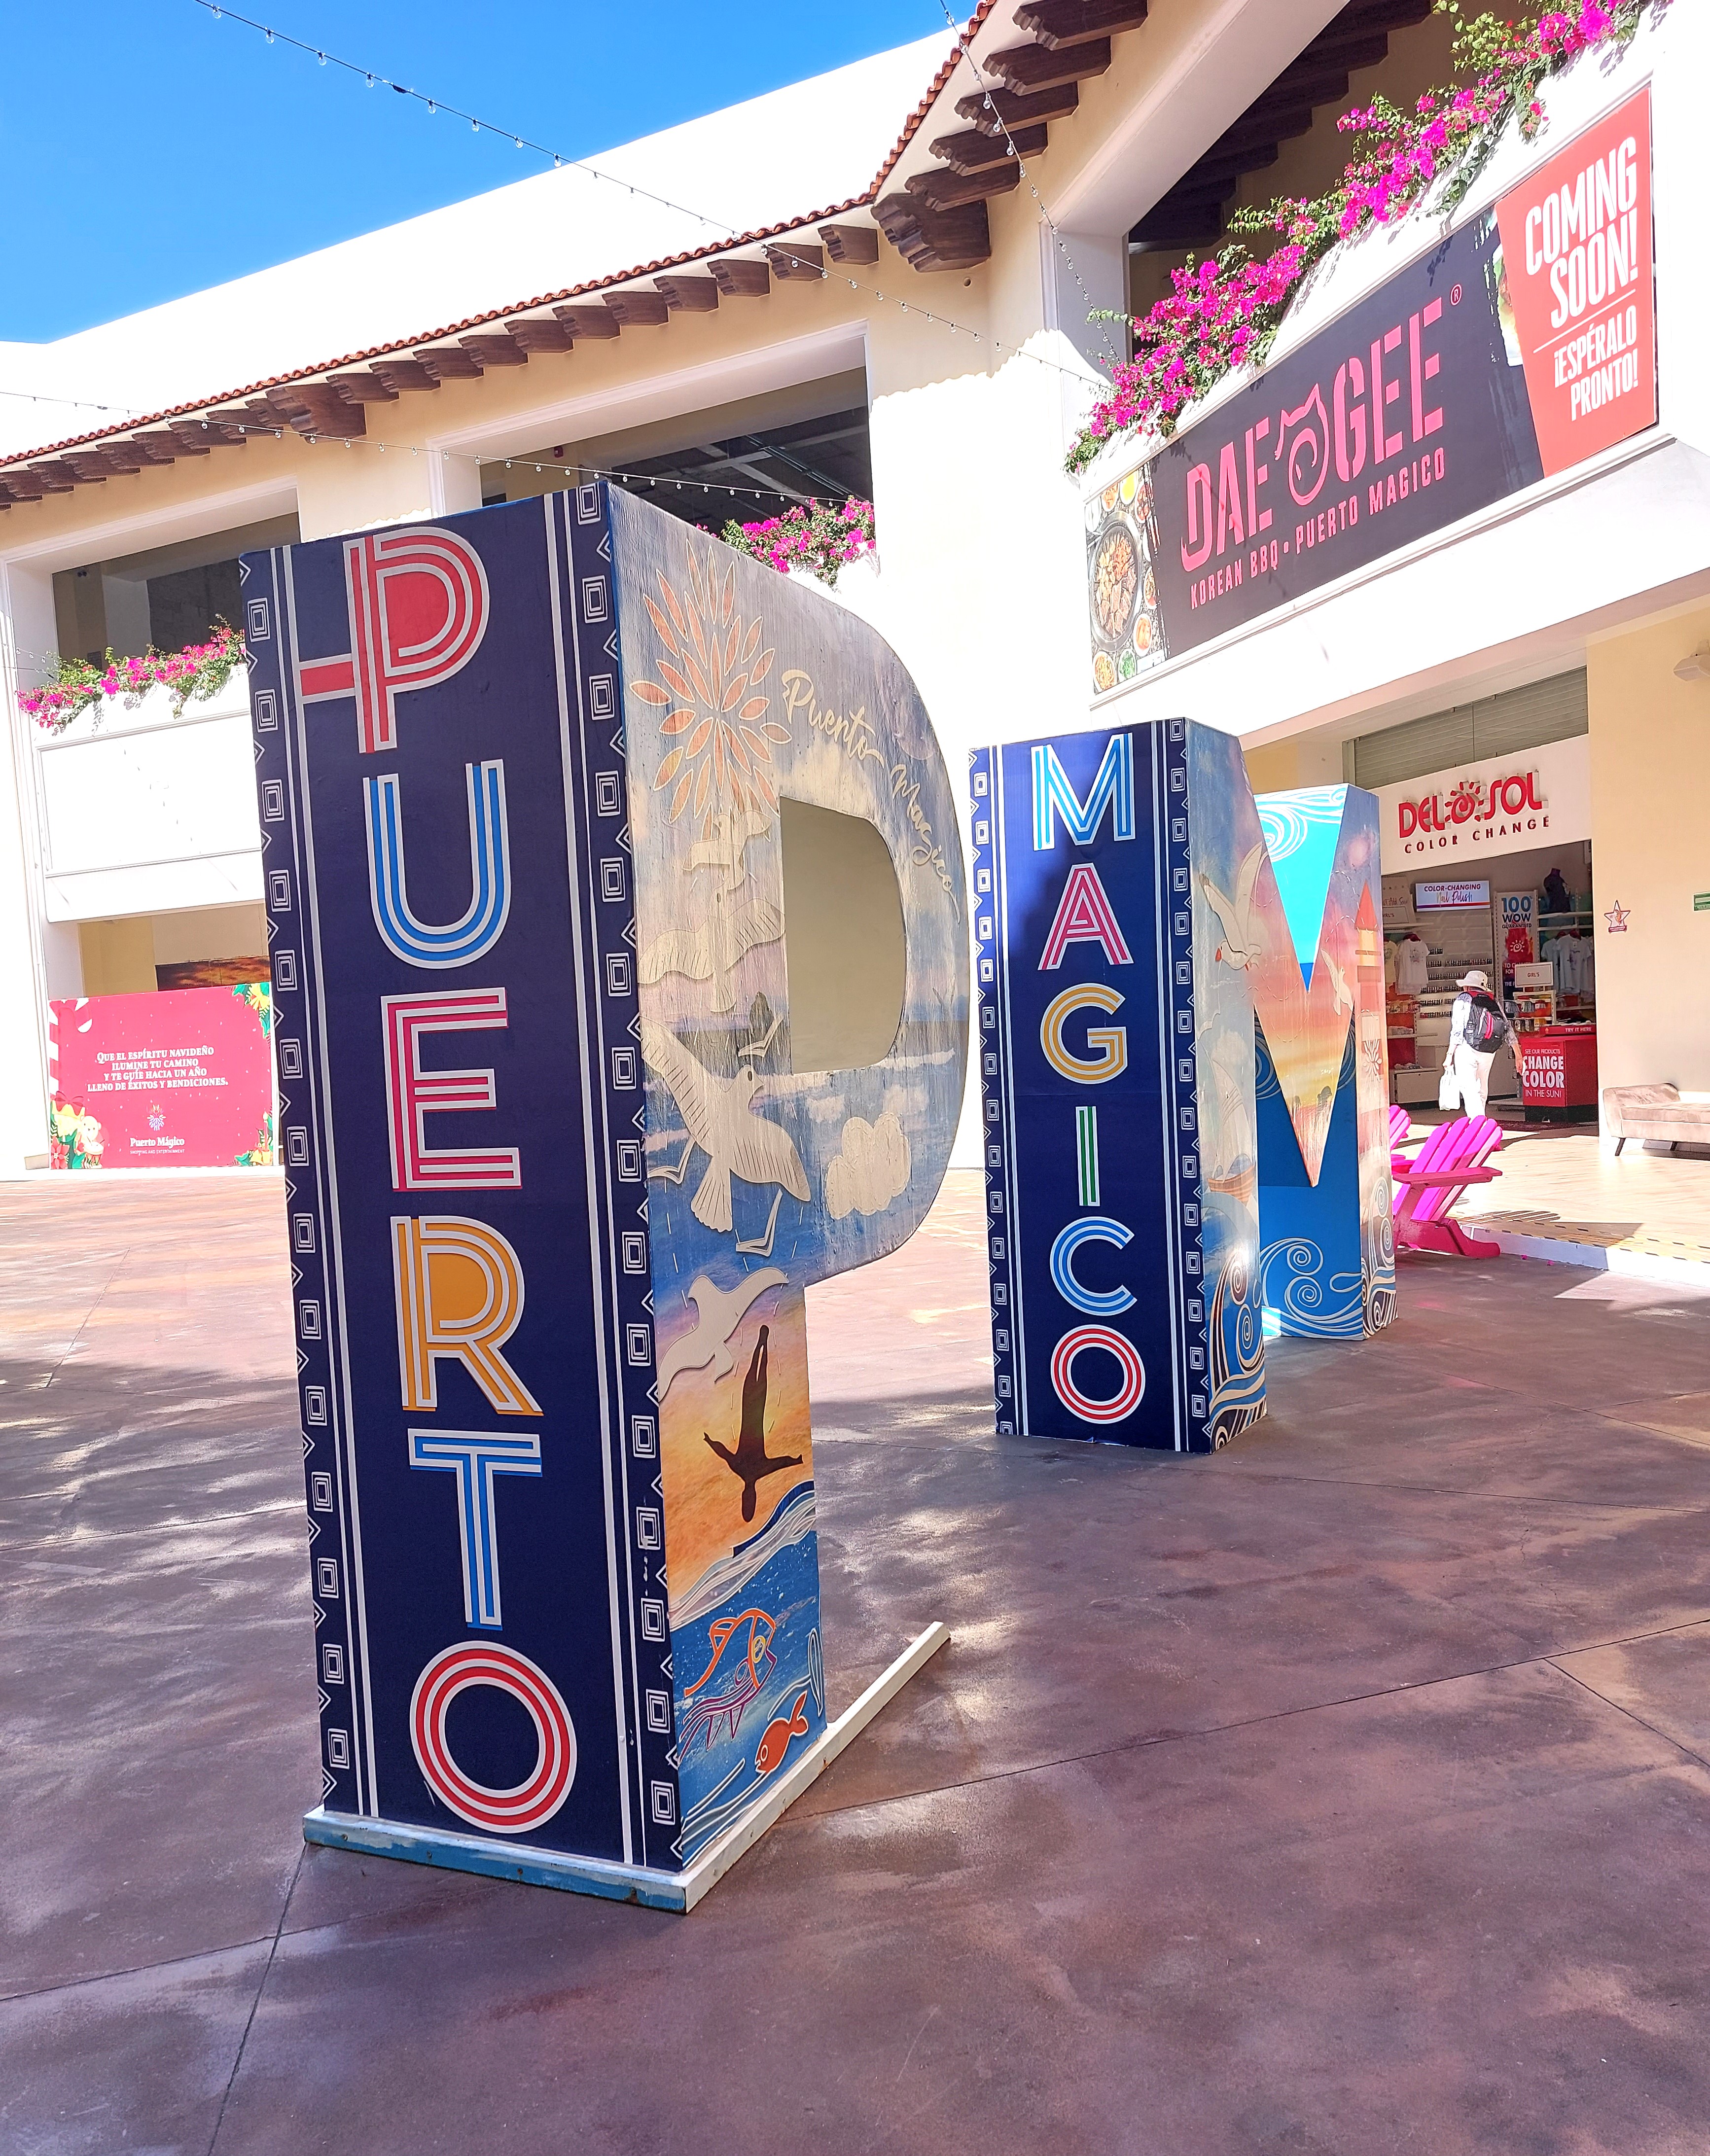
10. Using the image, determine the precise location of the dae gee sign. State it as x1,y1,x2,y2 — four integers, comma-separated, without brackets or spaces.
1085,96,1657,691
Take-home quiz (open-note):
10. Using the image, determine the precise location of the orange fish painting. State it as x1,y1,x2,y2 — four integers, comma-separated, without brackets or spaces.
753,1689,811,1776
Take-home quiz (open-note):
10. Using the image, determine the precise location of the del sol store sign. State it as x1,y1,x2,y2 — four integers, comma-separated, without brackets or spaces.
1375,733,1590,875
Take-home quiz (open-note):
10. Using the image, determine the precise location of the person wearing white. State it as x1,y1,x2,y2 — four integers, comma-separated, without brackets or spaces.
1444,968,1514,1119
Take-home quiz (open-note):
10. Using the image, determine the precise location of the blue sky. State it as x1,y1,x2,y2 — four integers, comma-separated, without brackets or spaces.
2,1,947,343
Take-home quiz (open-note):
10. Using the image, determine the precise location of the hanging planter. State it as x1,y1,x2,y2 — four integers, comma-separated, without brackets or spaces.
721,498,876,588
20,621,246,734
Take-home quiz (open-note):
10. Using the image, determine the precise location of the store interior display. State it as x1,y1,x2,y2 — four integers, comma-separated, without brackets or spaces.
1379,839,1595,1112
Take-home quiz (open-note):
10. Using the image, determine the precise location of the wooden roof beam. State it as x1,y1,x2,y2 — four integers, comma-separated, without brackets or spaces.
328,371,398,403
604,290,670,327
1242,64,1356,119
819,224,879,265
416,345,485,379
1012,0,1148,49
1336,0,1434,35
371,359,440,392
955,82,1079,135
553,305,622,337
708,259,771,298
1202,101,1316,163
459,335,528,366
1145,172,1242,214
1181,142,1281,191
927,122,1048,174
766,242,825,281
985,36,1111,96
906,160,1022,213
260,386,365,437
654,275,720,312
873,195,993,272
506,318,575,352
68,447,143,478
175,415,247,447
1293,26,1393,74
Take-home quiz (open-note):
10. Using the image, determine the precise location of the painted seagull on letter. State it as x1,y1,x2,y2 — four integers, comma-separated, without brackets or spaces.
1199,842,1269,971
655,1267,787,1402
641,1020,810,1236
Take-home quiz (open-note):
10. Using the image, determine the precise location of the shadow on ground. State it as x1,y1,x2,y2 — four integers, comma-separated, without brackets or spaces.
4,1174,1710,2155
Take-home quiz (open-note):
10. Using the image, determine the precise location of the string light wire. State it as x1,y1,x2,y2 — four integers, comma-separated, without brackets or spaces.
142,416,859,514
2,5,1107,485
0,388,147,417
186,0,1093,386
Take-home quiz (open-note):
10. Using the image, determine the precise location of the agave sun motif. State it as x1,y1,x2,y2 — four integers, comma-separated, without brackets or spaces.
631,549,791,831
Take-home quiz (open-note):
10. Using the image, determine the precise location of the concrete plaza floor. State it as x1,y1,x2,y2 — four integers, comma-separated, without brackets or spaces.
1430,1117,1710,1275
4,1168,1710,2155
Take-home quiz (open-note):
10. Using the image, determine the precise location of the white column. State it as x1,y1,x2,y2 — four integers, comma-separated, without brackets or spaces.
1040,226,1128,379
0,559,60,1175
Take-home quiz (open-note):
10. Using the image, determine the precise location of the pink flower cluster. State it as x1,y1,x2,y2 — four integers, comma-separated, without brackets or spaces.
722,497,876,588
1076,246,1305,467
21,622,245,732
1537,4,1618,56
1068,0,1656,476
1334,87,1499,238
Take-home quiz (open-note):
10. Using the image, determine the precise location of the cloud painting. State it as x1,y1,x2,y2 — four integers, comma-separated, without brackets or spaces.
824,1112,912,1220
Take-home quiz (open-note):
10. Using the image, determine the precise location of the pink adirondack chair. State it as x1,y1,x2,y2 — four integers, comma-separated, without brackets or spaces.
1392,1115,1504,1258
1389,1103,1414,1171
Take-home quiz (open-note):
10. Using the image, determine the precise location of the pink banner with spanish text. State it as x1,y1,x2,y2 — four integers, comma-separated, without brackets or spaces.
49,983,276,1169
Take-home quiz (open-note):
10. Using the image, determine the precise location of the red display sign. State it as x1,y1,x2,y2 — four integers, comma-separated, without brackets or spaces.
49,984,276,1169
1517,1026,1600,1114
1496,86,1655,477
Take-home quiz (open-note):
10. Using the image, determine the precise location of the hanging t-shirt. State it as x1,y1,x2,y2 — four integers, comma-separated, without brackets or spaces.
1548,934,1575,991
1394,938,1430,993
1550,933,1594,995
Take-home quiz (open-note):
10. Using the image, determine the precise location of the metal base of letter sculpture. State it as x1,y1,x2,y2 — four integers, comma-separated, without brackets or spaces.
971,723,1392,1451
244,485,967,1906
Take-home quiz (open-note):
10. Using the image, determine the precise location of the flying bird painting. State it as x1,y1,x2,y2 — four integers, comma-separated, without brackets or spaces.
641,1019,810,1235
655,1267,787,1402
1199,842,1269,971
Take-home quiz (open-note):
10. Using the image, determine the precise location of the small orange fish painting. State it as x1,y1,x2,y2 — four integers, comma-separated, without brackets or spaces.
753,1689,811,1777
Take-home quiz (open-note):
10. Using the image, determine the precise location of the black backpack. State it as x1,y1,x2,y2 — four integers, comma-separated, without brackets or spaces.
1463,990,1508,1051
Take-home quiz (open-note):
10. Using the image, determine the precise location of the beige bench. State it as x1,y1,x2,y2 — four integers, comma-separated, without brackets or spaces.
1603,1083,1710,1154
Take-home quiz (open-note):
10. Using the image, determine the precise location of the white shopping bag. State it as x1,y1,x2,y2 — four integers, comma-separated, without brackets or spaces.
1438,1068,1461,1112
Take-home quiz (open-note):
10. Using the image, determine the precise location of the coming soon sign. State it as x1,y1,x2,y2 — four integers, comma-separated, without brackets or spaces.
1496,86,1655,476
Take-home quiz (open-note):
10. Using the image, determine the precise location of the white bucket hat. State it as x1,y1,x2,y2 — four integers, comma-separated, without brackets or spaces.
1457,969,1489,990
